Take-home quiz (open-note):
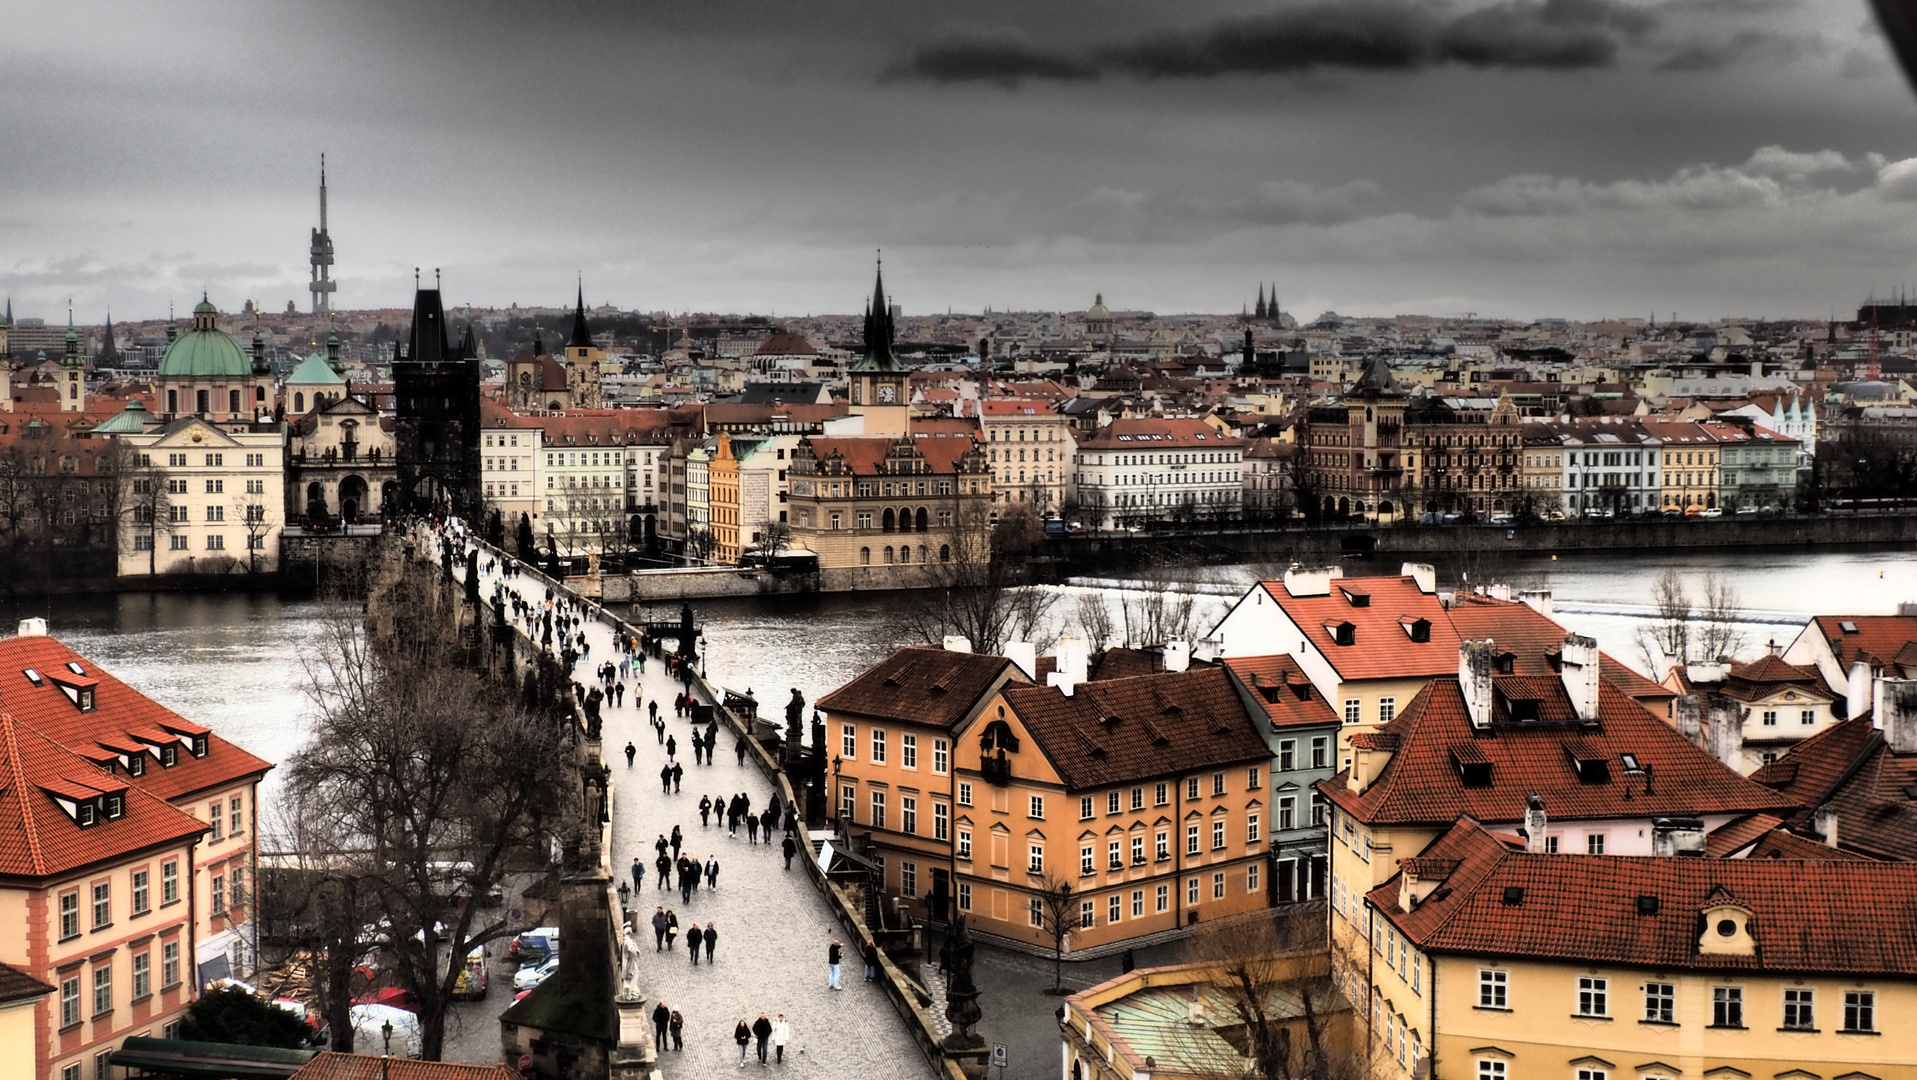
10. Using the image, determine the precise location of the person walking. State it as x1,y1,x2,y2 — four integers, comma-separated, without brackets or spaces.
651,906,669,951
688,922,702,965
705,855,719,891
649,698,658,724
659,763,672,794
736,731,748,766
781,833,797,870
862,940,879,982
655,715,666,744
679,857,696,904
827,940,843,989
623,741,635,767
651,1000,670,1048
761,804,778,841
631,857,644,895
746,810,759,845
783,803,797,835
670,825,684,859
752,1013,773,1065
699,795,713,827
671,762,685,793
665,909,679,949
668,1008,684,1051
770,1014,789,1064
666,734,678,763
734,1019,752,1066
655,853,671,890
702,922,717,964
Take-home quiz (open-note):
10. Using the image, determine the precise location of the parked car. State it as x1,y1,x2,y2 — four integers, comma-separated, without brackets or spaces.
1487,513,1514,525
508,927,559,964
1734,505,1759,515
1699,507,1723,518
513,955,559,992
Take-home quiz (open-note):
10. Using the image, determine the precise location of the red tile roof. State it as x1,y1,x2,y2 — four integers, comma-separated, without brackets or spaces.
1003,667,1270,790
290,1053,521,1080
1223,656,1339,729
1810,615,1917,674
803,429,982,475
0,961,53,1005
1078,417,1245,449
1320,676,1795,827
1755,716,1917,861
1442,595,1674,706
1264,576,1461,682
0,635,273,803
1371,818,1917,974
819,647,1024,730
0,713,207,878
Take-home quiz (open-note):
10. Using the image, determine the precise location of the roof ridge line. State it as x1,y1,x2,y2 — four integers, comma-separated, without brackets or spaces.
0,714,47,877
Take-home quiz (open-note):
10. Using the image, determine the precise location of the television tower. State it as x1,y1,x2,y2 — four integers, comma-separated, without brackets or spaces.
308,155,337,316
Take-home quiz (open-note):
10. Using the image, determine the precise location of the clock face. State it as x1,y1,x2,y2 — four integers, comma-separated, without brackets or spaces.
878,384,896,403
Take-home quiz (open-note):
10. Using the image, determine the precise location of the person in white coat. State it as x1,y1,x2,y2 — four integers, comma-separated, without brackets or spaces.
770,1014,790,1064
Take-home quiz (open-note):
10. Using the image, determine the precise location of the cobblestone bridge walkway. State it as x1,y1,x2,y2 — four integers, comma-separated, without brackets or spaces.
467,548,937,1080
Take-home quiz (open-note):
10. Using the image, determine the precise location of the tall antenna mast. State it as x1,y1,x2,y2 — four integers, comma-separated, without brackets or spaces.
309,154,337,316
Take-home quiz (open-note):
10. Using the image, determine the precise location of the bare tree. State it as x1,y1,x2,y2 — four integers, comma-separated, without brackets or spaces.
114,449,174,577
1695,571,1747,662
286,561,570,1060
1175,907,1351,1080
747,519,794,564
1033,873,1078,994
893,497,1056,654
233,494,273,575
1636,565,1691,674
1119,563,1202,648
1070,592,1115,651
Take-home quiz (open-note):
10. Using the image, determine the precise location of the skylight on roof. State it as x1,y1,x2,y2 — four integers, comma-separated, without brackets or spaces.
1840,621,1859,634
23,669,42,686
66,662,85,675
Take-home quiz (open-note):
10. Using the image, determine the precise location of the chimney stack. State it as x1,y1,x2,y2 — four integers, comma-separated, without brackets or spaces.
1673,695,1703,746
1523,794,1549,854
1003,641,1036,680
16,618,48,637
1163,640,1191,674
1705,693,1744,770
1815,805,1840,849
1400,562,1436,594
1876,676,1917,754
943,635,973,654
1848,660,1873,720
1460,640,1497,729
1559,634,1601,723
1048,635,1090,698
1517,590,1553,617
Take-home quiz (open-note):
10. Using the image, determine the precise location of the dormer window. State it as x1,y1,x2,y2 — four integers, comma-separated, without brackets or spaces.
78,688,95,712
127,755,145,778
1325,621,1356,647
192,735,208,758
1493,652,1516,675
105,795,124,820
1399,617,1431,643
160,745,178,768
77,802,96,827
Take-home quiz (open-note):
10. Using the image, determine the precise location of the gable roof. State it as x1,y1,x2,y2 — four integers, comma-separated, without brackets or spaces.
0,634,273,803
1002,667,1270,790
1810,615,1917,675
818,647,1023,730
1371,818,1917,975
1443,593,1675,706
290,1053,521,1080
0,712,207,878
1321,676,1796,827
1223,655,1339,730
1263,575,1461,682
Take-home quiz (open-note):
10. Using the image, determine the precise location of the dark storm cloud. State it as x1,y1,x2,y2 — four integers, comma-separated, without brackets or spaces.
894,0,1665,85
1653,28,1825,71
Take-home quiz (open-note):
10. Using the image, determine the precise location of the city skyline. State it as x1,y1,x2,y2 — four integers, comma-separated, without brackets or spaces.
3,1,1915,323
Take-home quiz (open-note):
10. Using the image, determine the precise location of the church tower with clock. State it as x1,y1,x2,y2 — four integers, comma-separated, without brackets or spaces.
849,259,910,437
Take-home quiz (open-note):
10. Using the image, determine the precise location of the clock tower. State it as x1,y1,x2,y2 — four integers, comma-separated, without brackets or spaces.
849,259,910,437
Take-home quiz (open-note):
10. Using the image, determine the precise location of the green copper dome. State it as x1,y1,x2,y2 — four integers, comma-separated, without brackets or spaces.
92,399,153,434
159,294,251,379
287,348,345,386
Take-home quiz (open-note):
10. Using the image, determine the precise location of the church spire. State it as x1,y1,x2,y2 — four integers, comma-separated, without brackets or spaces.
854,253,902,372
1255,284,1267,320
567,277,592,349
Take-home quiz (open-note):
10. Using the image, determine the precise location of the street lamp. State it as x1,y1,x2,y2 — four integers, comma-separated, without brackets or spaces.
617,879,631,913
831,754,843,828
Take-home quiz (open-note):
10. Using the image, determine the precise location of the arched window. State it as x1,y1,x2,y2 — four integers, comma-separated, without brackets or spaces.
899,545,911,564
859,547,870,566
915,507,929,532
883,546,895,564
940,544,951,562
882,508,895,532
294,392,305,413
229,389,242,414
919,545,928,564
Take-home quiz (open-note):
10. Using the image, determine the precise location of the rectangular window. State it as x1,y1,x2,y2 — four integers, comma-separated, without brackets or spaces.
61,976,80,1027
1081,846,1095,875
869,792,886,830
957,830,972,860
1107,791,1121,815
1155,884,1169,912
842,724,856,758
1131,890,1144,917
209,801,223,841
900,862,917,898
1186,823,1201,856
1478,968,1507,1008
1187,877,1200,906
1155,783,1168,806
1844,990,1875,1032
60,890,79,940
1108,840,1122,869
1783,988,1814,1030
1131,835,1145,865
1279,740,1295,771
1079,899,1095,929
1378,697,1396,724
132,952,151,999
1344,699,1361,724
1644,981,1674,1023
901,734,916,768
92,965,111,1017
1186,777,1201,801
1247,813,1260,843
933,738,948,773
871,729,886,764
1108,894,1121,923
840,784,855,822
1212,772,1226,796
1212,872,1226,899
92,882,110,929
1247,861,1260,892
901,796,917,835
1312,794,1327,826
1029,795,1045,819
1575,1070,1606,1080
957,882,972,912
163,940,180,988
1801,709,1817,726
1761,709,1778,726
1247,766,1260,790
163,861,179,904
1712,986,1743,1027
230,795,244,834
1279,796,1297,831
1311,737,1329,769
1030,897,1044,927
211,874,226,915
957,781,972,807
1212,818,1226,850
934,803,949,841
1028,845,1044,874
1586,833,1606,855
131,869,149,916
1080,796,1095,820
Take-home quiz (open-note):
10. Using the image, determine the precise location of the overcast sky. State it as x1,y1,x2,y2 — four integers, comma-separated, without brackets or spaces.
4,0,1917,324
